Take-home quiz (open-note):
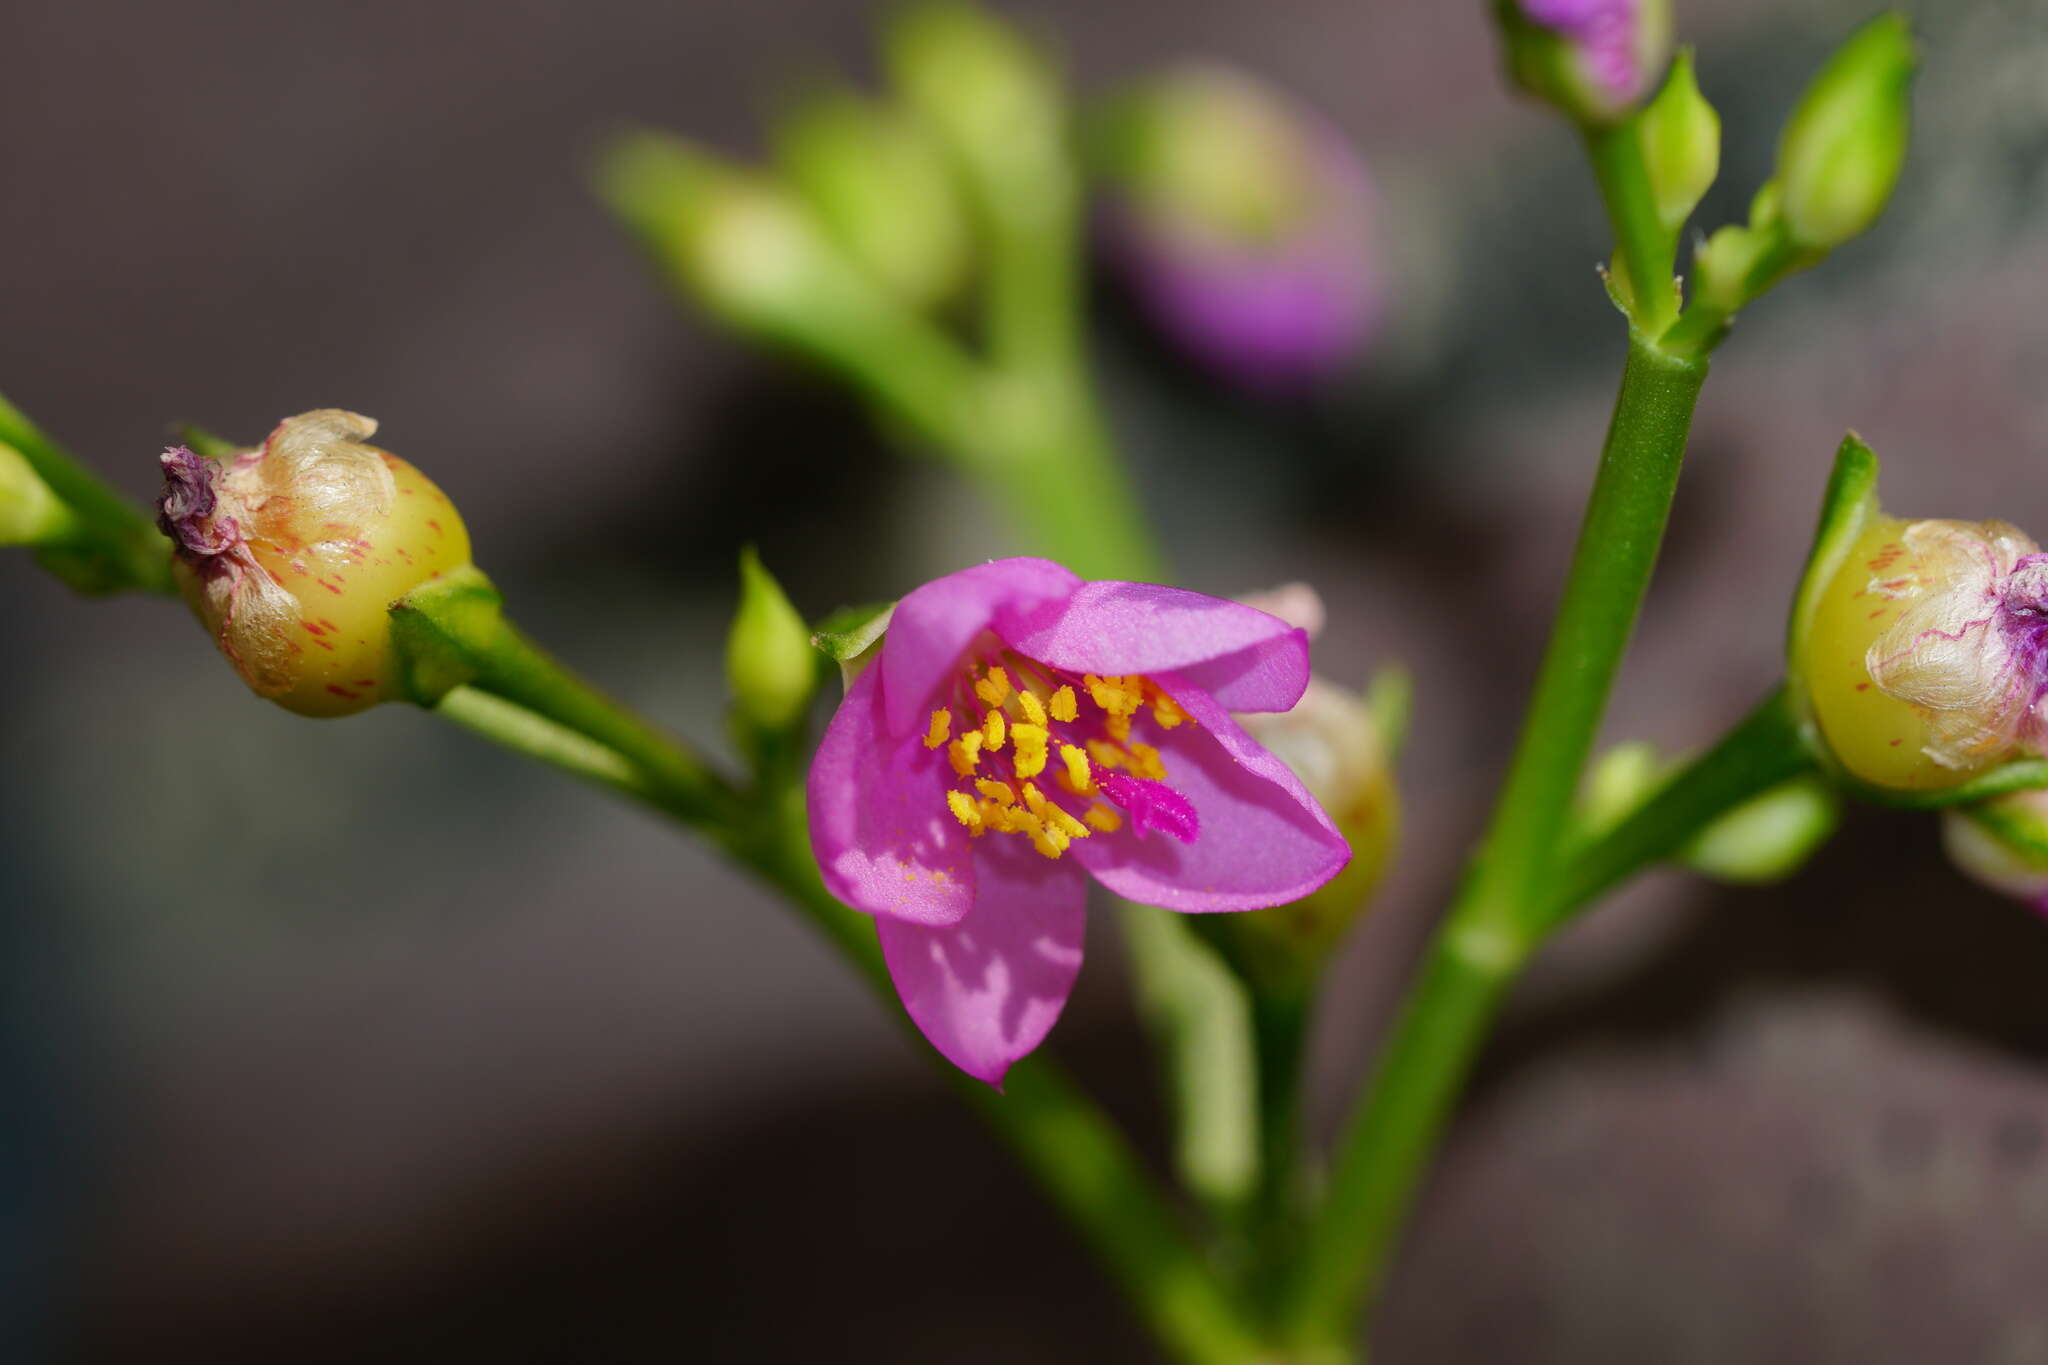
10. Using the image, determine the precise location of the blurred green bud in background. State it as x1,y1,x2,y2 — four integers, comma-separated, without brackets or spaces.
1776,13,1916,251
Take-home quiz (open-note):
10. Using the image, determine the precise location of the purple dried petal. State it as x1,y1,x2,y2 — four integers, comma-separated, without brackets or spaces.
156,445,241,560
1519,0,1643,100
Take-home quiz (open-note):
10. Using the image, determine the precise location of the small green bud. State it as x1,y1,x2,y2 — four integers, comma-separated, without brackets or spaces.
1776,13,1916,250
1681,774,1840,884
727,547,818,736
885,1,1067,211
597,134,838,330
0,440,77,546
1943,790,2048,915
1638,49,1720,233
774,91,971,311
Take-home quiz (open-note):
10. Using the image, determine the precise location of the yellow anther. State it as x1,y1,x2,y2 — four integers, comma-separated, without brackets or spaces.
1044,802,1091,841
1049,685,1078,723
1026,816,1069,859
1017,689,1047,728
1084,674,1124,714
1086,803,1124,833
1020,781,1048,815
1012,722,1050,779
973,666,1011,708
923,709,953,749
1105,712,1132,743
977,799,1015,833
946,789,983,832
983,708,1007,751
948,730,984,777
1128,741,1167,781
1086,739,1128,771
975,778,1016,806
1151,690,1187,729
1059,744,1093,794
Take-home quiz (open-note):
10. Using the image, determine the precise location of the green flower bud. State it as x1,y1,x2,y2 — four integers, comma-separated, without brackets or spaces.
774,91,971,312
727,547,818,737
885,1,1066,209
156,411,473,717
0,440,77,546
1776,13,1916,251
1638,49,1720,234
1681,774,1840,884
1942,790,2048,915
597,134,839,330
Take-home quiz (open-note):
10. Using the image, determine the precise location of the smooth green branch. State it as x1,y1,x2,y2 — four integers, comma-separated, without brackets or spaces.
1284,330,1708,1339
0,392,174,594
1585,121,1678,336
1538,686,1811,930
402,572,1267,1365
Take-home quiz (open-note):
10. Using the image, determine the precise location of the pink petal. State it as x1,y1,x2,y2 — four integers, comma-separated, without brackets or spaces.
995,580,1310,712
880,558,1082,738
1072,672,1349,911
876,839,1088,1085
807,664,977,926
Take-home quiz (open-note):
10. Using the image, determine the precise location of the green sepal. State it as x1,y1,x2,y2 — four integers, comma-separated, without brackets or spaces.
1952,792,2048,863
1840,759,2048,811
388,565,506,706
811,600,895,662
1785,432,1880,726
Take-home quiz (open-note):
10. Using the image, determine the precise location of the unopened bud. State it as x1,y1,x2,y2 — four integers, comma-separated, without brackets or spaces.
1087,64,1382,390
775,92,971,311
157,410,472,717
1942,790,2048,916
1496,0,1674,127
1776,13,1915,250
1224,678,1398,984
0,441,76,546
1638,49,1720,233
727,547,818,736
886,1,1062,181
597,134,838,330
1681,774,1839,883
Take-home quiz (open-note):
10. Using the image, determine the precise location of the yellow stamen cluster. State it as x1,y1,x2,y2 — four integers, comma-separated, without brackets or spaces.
932,660,1199,859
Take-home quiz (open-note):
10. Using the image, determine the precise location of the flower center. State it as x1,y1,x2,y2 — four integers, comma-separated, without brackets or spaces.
920,652,1200,859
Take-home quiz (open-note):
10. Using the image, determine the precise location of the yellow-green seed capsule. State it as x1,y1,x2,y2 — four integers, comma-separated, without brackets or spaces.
158,410,472,717
1802,514,2047,790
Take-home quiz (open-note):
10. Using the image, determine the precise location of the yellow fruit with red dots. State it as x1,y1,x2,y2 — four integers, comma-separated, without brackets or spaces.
1802,516,1993,791
161,410,472,717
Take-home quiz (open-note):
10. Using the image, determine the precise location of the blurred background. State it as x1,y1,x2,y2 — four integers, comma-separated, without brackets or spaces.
6,0,2048,1360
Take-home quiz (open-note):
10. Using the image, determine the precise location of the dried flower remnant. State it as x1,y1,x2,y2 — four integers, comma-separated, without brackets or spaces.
807,559,1350,1083
158,410,472,717
1804,516,2048,790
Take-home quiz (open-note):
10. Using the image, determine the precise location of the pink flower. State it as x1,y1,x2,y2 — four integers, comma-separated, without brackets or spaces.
808,559,1351,1083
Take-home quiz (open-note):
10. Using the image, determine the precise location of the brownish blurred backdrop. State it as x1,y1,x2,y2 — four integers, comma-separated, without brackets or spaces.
6,0,2048,1360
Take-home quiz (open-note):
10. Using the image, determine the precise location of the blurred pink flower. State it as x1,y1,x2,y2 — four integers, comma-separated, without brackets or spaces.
808,558,1349,1083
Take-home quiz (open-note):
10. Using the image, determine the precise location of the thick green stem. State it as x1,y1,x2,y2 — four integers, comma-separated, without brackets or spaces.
1250,987,1314,1260
1283,332,1709,1339
1585,125,1678,336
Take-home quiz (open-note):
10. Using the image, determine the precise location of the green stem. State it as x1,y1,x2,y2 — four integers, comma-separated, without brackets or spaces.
1540,687,1809,930
1250,987,1314,1266
1585,124,1678,336
0,391,174,595
1283,331,1709,1339
420,617,1265,1364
